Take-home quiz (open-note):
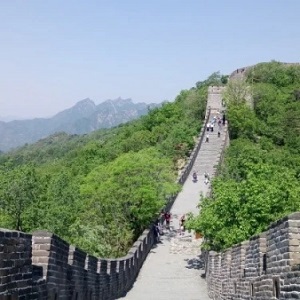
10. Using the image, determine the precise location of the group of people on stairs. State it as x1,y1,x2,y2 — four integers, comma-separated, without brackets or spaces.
205,112,226,143
153,211,186,242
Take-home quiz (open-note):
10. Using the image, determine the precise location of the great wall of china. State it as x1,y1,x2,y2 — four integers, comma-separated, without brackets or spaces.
1,64,300,299
207,212,300,299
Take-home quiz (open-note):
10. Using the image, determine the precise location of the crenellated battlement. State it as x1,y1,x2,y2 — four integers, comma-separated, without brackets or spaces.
206,212,300,299
0,228,156,299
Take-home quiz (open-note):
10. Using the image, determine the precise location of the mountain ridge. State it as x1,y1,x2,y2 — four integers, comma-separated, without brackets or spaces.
0,97,159,152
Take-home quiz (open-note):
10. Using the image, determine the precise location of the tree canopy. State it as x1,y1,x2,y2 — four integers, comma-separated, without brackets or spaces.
187,61,300,251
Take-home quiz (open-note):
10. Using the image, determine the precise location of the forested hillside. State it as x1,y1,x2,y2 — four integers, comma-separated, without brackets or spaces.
187,62,300,251
0,72,224,258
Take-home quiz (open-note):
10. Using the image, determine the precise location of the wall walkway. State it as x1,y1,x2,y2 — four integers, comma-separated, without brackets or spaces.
123,86,227,300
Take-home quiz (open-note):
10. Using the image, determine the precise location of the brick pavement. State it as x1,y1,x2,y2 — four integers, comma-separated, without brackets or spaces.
122,87,226,300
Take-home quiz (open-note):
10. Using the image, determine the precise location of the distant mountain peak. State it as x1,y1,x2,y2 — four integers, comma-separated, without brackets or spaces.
76,98,95,104
74,98,96,108
0,96,160,152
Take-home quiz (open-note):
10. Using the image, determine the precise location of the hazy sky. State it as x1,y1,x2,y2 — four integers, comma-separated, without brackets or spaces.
1,1,299,119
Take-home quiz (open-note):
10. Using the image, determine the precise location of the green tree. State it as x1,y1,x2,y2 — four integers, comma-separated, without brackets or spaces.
196,71,223,88
226,103,257,140
222,79,250,106
187,62,300,251
74,148,180,256
0,165,41,231
25,171,81,238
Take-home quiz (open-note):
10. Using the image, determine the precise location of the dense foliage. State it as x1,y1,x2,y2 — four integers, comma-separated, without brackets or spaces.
187,61,300,251
0,73,224,257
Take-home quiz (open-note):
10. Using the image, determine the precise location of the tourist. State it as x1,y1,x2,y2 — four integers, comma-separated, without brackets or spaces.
154,221,160,243
179,215,186,235
206,123,210,131
204,172,210,185
206,134,209,143
222,114,226,126
164,212,171,231
192,171,198,182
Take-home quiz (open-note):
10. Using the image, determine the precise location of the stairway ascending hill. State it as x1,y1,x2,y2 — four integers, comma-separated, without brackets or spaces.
121,86,226,300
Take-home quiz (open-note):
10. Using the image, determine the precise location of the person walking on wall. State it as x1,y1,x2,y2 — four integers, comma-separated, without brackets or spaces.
192,171,198,182
206,133,209,143
204,172,210,185
154,221,160,243
164,211,171,232
179,215,186,235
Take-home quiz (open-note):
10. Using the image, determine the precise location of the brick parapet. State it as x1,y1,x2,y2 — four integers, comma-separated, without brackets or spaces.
177,105,211,185
266,212,300,275
207,251,221,299
86,254,98,298
245,233,266,278
0,229,33,298
230,241,248,279
68,245,86,299
33,231,70,298
207,212,300,299
220,250,231,299
4,228,154,299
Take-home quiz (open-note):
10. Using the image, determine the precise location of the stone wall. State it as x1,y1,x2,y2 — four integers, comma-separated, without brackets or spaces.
206,212,300,299
0,230,36,298
0,227,156,299
176,106,211,185
165,101,211,212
